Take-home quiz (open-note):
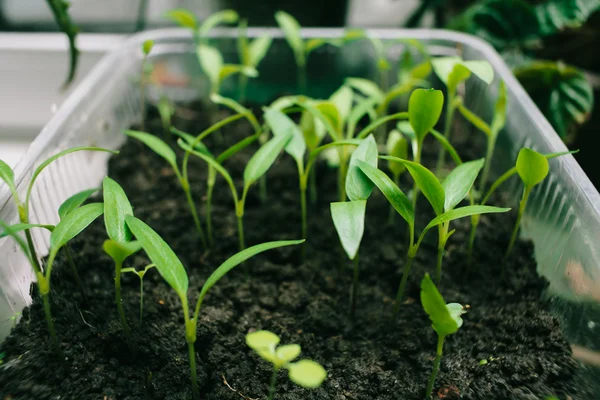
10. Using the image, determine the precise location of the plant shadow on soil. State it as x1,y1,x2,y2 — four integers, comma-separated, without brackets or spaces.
0,103,580,400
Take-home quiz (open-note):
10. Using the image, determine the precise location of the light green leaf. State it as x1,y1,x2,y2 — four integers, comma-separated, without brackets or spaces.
430,129,463,166
197,44,223,90
125,216,189,299
124,130,178,171
198,10,239,38
220,64,258,81
103,239,142,264
433,57,493,89
432,57,463,87
462,61,494,84
275,11,304,63
442,159,484,212
346,135,378,201
408,88,444,142
330,85,353,123
314,101,343,138
288,360,327,388
330,200,366,260
50,203,104,252
491,81,507,136
158,96,174,131
171,127,212,156
411,61,432,81
264,108,306,165
276,344,301,364
421,273,463,336
210,93,261,132
516,148,549,187
347,97,378,139
243,132,292,189
164,9,197,30
386,131,408,177
345,78,385,103
248,35,273,67
246,330,280,351
0,160,16,197
457,103,492,138
357,161,414,226
0,223,54,239
423,205,511,234
142,40,154,56
103,177,134,243
58,188,98,219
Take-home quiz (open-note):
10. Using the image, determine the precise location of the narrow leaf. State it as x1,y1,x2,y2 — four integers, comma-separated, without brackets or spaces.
421,273,463,336
0,160,17,197
103,177,134,242
124,130,178,171
197,44,223,90
243,132,292,188
171,127,212,156
198,10,239,38
346,135,378,201
430,129,463,166
164,9,197,30
516,148,549,187
330,200,366,260
50,203,104,252
408,88,444,142
264,108,306,164
217,135,260,164
491,81,507,136
220,64,258,81
423,205,511,234
442,159,484,212
249,35,273,67
457,103,492,137
345,78,385,103
58,188,98,219
275,11,304,63
0,223,54,239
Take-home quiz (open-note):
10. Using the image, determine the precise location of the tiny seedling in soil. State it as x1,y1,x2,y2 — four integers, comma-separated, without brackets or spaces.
420,273,465,399
125,214,303,399
139,39,154,132
237,19,272,102
246,330,327,400
121,264,155,325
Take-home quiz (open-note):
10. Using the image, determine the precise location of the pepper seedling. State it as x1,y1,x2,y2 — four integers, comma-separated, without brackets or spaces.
420,273,465,399
237,19,273,102
246,330,327,400
431,56,494,172
165,8,238,45
125,214,302,400
121,264,155,325
139,39,154,132
330,135,378,317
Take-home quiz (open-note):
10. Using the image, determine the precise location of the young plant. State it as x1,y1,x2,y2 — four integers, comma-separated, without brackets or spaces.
420,273,465,399
431,56,494,172
237,19,273,102
140,39,154,132
157,95,175,135
121,264,155,325
330,135,378,317
165,9,238,45
125,214,302,399
178,130,292,251
246,330,327,400
386,130,408,223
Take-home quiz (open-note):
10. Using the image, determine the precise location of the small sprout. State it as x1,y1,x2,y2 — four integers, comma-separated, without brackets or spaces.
139,39,155,132
126,214,302,400
421,273,465,399
197,43,258,95
246,330,326,399
237,19,273,102
479,359,488,365
121,264,155,325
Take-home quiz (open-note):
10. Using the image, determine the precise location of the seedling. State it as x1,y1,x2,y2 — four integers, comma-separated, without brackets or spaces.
420,273,465,399
246,330,327,400
121,264,155,325
432,56,494,172
237,19,273,102
165,8,238,45
46,0,79,88
140,39,154,132
157,95,175,135
386,130,408,223
125,214,302,399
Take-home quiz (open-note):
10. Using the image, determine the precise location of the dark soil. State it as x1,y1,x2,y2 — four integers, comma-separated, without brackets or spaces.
0,104,579,400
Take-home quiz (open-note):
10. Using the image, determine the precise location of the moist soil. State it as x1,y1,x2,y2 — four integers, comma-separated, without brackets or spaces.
0,103,579,400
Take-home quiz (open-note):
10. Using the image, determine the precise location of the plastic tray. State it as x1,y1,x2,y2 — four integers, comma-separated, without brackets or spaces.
1,28,599,395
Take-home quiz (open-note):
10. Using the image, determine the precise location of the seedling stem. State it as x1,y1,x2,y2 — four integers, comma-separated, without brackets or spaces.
426,334,445,399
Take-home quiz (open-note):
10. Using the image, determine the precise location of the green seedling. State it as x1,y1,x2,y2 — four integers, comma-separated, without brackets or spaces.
157,95,175,135
121,264,155,325
432,56,494,172
140,39,154,132
46,0,79,88
421,273,465,399
330,135,378,316
247,330,327,400
125,214,302,400
165,8,238,45
386,130,408,224
357,159,509,310
466,149,576,266
178,130,292,251
237,19,273,102
102,177,141,343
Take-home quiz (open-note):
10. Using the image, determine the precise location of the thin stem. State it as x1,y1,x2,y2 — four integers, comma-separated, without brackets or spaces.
206,173,215,248
238,73,249,104
267,368,278,400
478,136,497,195
259,175,268,203
65,246,86,298
24,228,42,275
41,292,62,358
139,278,144,325
467,216,479,267
388,175,400,224
350,255,359,318
300,185,307,261
140,56,148,132
183,184,207,249
411,143,423,210
298,60,307,94
435,223,449,285
504,186,531,262
394,255,415,313
237,215,246,251
115,259,132,344
188,341,199,400
309,167,318,204
436,91,456,174
426,335,445,399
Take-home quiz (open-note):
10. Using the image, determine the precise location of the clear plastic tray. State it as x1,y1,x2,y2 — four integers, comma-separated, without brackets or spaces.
1,28,599,395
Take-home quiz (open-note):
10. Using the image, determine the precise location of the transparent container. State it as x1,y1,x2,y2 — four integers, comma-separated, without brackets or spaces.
1,28,599,396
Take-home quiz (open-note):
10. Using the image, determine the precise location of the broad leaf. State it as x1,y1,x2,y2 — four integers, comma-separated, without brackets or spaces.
516,148,549,187
462,61,494,85
103,239,142,264
246,330,280,351
330,85,353,123
442,159,484,212
421,273,463,336
103,177,134,243
515,61,594,138
386,131,408,177
220,64,258,81
58,188,98,219
0,223,54,239
275,11,304,63
243,132,292,189
423,205,511,235
535,0,600,35
357,162,414,226
408,89,444,142
164,9,197,30
50,203,104,252
346,135,378,201
330,200,366,260
124,130,178,171
248,35,273,67
264,108,306,165
198,10,238,38
197,44,223,90
345,78,385,103
432,57,493,89
125,216,189,299
288,360,327,388
142,40,154,56
276,344,302,365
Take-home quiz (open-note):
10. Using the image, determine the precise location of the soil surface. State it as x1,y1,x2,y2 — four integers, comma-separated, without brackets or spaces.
0,104,579,400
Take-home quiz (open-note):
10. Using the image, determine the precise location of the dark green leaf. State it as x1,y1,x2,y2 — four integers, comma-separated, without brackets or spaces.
421,273,463,336
408,88,444,142
346,135,378,202
442,159,484,212
103,177,134,243
516,148,549,187
330,201,366,260
103,239,142,264
58,188,98,219
264,109,306,165
164,9,197,30
50,203,104,252
124,130,178,171
243,132,292,189
535,0,600,36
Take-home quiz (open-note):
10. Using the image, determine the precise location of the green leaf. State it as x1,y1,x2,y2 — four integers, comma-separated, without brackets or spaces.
461,61,494,85
217,135,260,164
171,127,212,156
288,360,327,388
432,57,494,89
198,240,304,305
142,40,154,56
210,93,261,132
243,132,292,190
276,344,301,364
457,103,492,138
50,203,104,252
197,44,223,90
124,130,178,171
442,159,484,212
330,200,366,260
408,88,444,142
125,216,189,299
0,223,54,239
430,129,463,166
382,156,445,215
516,148,549,188
535,0,600,35
423,205,511,234
264,108,306,165
103,239,142,264
330,85,353,123
164,9,197,30
314,101,343,138
347,97,378,139
357,162,414,226
305,38,329,54
515,61,594,138
198,10,239,38
58,188,98,219
246,330,280,351
248,35,273,67
300,111,323,150
346,135,378,202
491,81,507,136
103,177,134,243
220,64,258,81
158,96,175,131
0,160,16,198
421,273,463,337
345,78,385,103
386,131,408,177
275,11,305,64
